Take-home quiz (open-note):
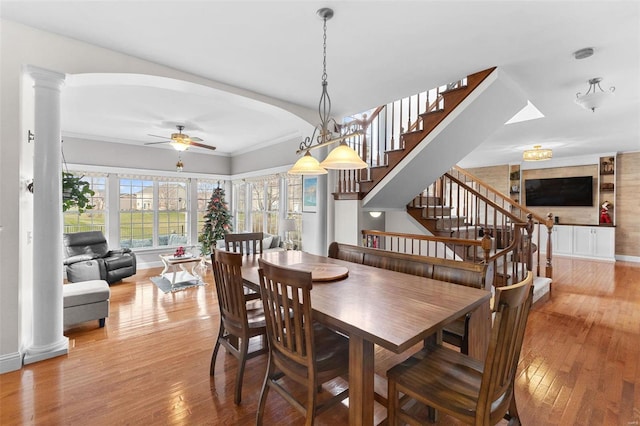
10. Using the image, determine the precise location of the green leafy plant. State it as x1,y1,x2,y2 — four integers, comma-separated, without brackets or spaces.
199,186,232,255
62,171,95,213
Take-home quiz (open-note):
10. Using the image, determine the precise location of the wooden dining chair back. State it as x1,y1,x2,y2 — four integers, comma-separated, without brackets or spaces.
256,259,349,426
225,232,264,255
387,271,534,426
210,249,267,404
432,266,484,356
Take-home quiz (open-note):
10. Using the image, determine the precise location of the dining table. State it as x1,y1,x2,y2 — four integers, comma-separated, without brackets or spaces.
240,250,491,426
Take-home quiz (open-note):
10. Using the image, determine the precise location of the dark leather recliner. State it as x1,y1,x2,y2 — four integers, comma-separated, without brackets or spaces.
63,231,137,284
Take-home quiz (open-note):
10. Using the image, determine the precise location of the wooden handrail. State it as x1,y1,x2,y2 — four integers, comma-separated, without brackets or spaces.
451,165,548,225
362,224,532,286
446,166,553,278
362,229,493,264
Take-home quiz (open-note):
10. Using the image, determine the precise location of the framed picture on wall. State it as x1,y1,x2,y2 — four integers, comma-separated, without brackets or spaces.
302,176,318,213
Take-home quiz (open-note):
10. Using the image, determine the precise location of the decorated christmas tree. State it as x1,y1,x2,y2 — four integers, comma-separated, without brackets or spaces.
199,186,233,255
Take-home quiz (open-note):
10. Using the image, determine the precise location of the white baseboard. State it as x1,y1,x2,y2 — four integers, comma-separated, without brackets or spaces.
0,351,23,374
616,255,640,263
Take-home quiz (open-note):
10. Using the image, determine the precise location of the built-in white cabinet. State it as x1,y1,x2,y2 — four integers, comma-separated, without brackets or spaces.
536,224,615,261
572,226,615,260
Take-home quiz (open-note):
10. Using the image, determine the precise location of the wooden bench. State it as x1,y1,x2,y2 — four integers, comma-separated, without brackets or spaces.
328,242,493,354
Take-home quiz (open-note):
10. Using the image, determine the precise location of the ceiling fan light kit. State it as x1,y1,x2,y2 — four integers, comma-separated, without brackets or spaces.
288,8,367,175
145,124,216,151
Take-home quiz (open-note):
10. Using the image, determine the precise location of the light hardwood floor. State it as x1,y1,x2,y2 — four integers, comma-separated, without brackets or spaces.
1,257,639,425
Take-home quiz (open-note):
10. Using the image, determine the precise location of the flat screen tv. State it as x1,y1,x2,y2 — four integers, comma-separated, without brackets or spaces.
524,176,593,207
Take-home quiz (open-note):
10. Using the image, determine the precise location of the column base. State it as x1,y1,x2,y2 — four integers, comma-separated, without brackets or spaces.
23,337,69,365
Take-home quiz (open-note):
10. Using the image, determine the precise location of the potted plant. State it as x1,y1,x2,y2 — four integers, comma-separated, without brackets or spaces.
62,171,95,213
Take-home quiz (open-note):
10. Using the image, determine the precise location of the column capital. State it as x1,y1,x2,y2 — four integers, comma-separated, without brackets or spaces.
23,65,66,90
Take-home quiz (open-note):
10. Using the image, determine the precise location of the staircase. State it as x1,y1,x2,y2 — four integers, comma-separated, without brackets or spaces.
333,67,527,209
406,196,469,238
328,66,552,299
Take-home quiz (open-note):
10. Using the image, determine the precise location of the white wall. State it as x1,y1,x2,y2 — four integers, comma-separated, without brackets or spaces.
0,20,316,373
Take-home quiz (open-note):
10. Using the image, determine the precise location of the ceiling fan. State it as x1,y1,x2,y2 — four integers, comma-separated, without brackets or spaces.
145,125,216,151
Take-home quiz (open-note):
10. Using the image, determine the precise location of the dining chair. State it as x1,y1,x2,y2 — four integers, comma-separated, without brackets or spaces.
210,249,267,405
387,271,534,426
256,259,350,426
225,232,264,255
432,265,486,356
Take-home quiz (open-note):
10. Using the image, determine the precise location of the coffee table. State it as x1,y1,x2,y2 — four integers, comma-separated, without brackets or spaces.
159,254,204,287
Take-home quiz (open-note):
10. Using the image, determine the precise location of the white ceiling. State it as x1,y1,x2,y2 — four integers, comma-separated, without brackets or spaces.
2,1,639,167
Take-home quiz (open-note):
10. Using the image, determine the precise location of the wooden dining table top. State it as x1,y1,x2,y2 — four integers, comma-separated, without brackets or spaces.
240,250,491,354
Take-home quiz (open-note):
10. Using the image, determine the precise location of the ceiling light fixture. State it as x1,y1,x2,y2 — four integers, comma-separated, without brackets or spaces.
523,145,552,162
288,8,367,175
170,140,189,152
575,77,615,112
573,47,594,60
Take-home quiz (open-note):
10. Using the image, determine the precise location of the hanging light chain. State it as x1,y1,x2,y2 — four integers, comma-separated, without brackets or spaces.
318,12,332,144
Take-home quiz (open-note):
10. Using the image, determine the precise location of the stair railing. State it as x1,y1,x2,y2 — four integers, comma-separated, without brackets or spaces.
362,221,532,287
409,167,553,279
447,166,554,278
335,76,468,195
362,229,493,263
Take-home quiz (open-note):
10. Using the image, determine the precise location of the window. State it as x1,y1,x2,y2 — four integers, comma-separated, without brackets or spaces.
60,171,302,252
63,174,107,234
250,176,279,234
157,181,188,247
233,182,246,233
119,179,154,248
285,175,302,249
197,180,220,237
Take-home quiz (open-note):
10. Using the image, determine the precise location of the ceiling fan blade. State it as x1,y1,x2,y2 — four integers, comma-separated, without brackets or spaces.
148,133,170,139
189,141,217,151
144,141,170,146
190,136,203,142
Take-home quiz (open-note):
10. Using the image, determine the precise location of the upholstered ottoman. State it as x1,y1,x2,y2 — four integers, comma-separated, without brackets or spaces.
63,280,110,328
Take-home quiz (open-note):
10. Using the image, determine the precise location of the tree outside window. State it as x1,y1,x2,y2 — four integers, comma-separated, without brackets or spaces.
63,174,106,234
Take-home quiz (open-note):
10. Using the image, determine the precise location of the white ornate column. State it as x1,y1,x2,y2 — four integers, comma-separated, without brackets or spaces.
23,66,69,364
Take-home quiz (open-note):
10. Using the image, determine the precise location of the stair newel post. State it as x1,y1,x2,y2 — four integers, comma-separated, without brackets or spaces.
525,213,535,272
545,213,554,279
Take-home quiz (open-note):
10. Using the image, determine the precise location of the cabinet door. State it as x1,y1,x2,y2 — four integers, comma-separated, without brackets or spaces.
593,227,615,259
554,226,573,255
572,227,594,257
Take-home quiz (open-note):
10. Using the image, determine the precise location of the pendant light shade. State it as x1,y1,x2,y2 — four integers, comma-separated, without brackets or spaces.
319,142,367,170
288,151,328,175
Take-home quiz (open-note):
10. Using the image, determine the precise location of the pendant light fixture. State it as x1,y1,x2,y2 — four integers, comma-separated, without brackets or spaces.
575,77,615,112
289,8,367,175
